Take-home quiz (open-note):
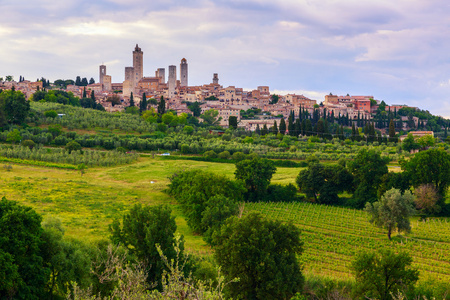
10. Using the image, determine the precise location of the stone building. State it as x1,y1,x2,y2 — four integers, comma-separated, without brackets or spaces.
156,68,165,84
168,65,177,99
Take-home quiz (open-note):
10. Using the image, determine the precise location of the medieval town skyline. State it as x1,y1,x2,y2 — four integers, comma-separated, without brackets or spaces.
2,0,450,117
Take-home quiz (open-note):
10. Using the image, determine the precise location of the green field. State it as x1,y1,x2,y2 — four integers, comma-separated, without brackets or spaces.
1,156,449,286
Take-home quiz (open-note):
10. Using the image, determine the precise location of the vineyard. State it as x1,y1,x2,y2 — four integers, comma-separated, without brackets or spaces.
243,201,450,284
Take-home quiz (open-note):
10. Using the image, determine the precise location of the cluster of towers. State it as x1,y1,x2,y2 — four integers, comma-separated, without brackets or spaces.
98,44,190,99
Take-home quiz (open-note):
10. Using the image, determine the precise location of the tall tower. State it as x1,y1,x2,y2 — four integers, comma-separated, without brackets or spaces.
133,44,143,86
168,65,177,98
156,68,165,84
212,73,219,84
180,58,188,87
99,65,106,86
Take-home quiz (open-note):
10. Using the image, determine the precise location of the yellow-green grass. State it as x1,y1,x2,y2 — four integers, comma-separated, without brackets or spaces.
1,157,300,253
243,201,450,286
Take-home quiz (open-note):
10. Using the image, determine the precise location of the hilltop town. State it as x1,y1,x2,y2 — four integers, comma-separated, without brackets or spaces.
0,44,438,134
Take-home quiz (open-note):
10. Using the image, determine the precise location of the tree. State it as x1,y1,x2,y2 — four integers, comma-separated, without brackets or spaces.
139,92,147,113
297,162,353,204
0,197,50,299
414,184,441,215
157,96,166,115
271,120,278,134
365,188,416,240
201,195,239,244
65,141,82,154
279,118,286,134
351,249,419,300
81,77,88,86
212,213,304,300
261,123,268,135
187,101,201,117
110,204,181,290
6,129,22,144
90,90,95,102
0,89,30,125
106,94,121,106
228,115,238,129
401,133,419,152
168,170,244,233
75,76,81,86
235,158,276,201
129,92,135,107
200,109,221,126
5,75,13,82
89,77,95,84
389,119,397,142
348,149,389,207
401,148,450,207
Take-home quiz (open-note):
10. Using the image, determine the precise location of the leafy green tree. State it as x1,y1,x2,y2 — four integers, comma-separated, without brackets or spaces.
235,157,277,201
182,125,194,135
5,75,13,82
365,188,416,240
348,149,389,207
110,204,181,290
187,101,201,117
65,141,82,154
213,213,304,300
125,106,139,115
402,133,419,152
297,162,353,204
0,89,30,124
168,170,244,233
200,109,221,126
0,197,50,299
417,134,436,150
44,110,58,119
228,115,238,129
201,195,239,244
401,148,450,207
6,129,22,144
351,249,419,300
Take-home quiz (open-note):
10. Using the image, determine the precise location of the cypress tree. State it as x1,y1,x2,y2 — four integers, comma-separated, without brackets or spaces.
90,90,95,102
129,92,135,107
389,119,397,142
295,119,301,137
272,120,278,134
279,118,286,134
140,92,148,113
82,87,87,98
255,124,261,135
158,96,166,115
261,124,268,136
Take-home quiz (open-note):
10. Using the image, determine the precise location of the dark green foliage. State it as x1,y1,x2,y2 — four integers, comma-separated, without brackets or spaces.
168,169,244,233
402,148,450,208
201,195,239,244
140,93,147,113
235,158,277,201
0,89,30,125
187,101,201,117
110,204,180,290
402,133,420,152
279,118,286,134
348,149,389,207
351,249,419,300
158,96,166,115
0,198,50,299
297,162,353,204
228,115,238,129
266,183,300,202
129,92,135,107
213,213,304,300
65,140,82,154
44,110,57,118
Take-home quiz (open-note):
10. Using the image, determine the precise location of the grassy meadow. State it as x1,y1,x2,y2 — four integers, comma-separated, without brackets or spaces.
1,156,449,287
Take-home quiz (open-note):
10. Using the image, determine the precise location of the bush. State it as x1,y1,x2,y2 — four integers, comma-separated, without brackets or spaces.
203,150,217,159
21,139,35,149
44,110,58,118
218,150,231,159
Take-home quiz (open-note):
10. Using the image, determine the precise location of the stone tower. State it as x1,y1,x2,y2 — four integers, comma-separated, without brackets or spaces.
133,44,143,86
212,73,219,84
168,65,177,98
99,65,106,85
180,58,188,87
156,68,165,84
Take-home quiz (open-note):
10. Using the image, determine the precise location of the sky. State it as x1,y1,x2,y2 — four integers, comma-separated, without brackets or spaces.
1,0,450,117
